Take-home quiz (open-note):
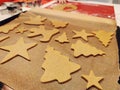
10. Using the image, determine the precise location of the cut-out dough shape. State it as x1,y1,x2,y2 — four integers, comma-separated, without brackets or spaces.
81,70,103,90
28,26,59,42
52,4,77,12
24,16,47,25
0,23,20,34
71,40,105,57
50,19,68,28
72,30,94,41
16,27,28,34
41,46,81,83
55,32,69,43
0,37,37,64
0,36,10,42
92,30,114,47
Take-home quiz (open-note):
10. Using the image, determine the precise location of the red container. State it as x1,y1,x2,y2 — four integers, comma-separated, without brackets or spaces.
0,0,12,4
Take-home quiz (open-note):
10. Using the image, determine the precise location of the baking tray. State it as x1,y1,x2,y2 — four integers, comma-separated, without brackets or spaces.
40,0,115,19
0,8,119,89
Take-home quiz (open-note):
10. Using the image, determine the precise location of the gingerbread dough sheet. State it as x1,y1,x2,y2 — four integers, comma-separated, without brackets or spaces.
0,10,119,90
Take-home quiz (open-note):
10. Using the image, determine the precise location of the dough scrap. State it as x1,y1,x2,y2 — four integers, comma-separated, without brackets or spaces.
41,45,81,83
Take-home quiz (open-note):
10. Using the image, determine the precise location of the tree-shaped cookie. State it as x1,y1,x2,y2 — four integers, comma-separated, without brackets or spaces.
0,37,37,64
0,23,20,34
50,19,68,28
81,70,103,90
41,46,81,83
0,36,9,42
72,30,94,41
28,26,59,42
71,40,105,57
55,32,69,43
24,16,47,25
92,30,114,47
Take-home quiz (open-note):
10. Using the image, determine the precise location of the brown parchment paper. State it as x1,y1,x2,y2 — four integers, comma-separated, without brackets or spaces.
0,8,119,90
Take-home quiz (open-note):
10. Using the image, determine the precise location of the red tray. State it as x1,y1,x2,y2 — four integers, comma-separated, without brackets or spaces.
45,1,115,19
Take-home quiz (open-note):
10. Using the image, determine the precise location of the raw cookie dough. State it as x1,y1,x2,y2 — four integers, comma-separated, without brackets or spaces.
24,16,47,25
16,27,28,34
41,46,81,83
81,70,103,90
72,29,94,41
28,26,59,42
0,36,9,42
0,37,37,64
55,32,69,43
0,23,20,34
71,40,105,57
50,19,68,28
92,30,114,47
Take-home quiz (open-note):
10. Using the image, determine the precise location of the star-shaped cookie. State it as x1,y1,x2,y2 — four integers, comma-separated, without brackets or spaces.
72,30,94,41
41,46,81,83
28,26,59,42
0,23,20,34
81,70,103,89
0,37,37,64
71,40,105,57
